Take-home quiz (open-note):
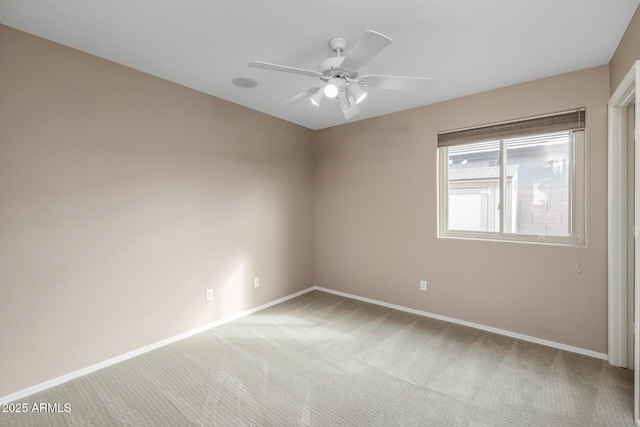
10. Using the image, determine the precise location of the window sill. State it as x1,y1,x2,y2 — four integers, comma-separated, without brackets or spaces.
437,232,584,247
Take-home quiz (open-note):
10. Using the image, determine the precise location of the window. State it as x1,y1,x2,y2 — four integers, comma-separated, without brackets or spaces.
438,109,585,245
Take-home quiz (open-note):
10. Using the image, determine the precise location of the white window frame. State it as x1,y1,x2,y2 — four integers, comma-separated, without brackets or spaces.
437,115,585,246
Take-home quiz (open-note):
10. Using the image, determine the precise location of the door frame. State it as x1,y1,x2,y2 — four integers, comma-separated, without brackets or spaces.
608,59,639,425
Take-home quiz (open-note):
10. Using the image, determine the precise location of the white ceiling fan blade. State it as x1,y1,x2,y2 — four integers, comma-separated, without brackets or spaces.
248,61,322,78
361,75,433,92
340,30,392,71
276,87,320,108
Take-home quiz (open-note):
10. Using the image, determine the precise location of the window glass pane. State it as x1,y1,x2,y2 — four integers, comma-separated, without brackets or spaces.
447,141,500,232
504,131,571,236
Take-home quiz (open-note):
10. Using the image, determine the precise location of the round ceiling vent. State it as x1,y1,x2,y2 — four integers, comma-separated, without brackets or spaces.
232,77,257,88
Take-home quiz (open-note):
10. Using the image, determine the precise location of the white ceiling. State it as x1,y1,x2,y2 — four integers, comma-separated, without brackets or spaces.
1,0,638,130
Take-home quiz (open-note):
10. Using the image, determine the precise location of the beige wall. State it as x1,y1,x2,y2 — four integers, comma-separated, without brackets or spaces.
610,4,640,92
0,24,315,398
315,65,610,353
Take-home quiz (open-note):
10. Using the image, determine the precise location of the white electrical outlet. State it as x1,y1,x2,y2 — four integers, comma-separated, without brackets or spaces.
254,277,260,288
206,289,213,301
420,280,427,291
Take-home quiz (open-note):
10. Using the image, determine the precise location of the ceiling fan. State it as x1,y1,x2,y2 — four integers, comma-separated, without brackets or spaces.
248,30,433,120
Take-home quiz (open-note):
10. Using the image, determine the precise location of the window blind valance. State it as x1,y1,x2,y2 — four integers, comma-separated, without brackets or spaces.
437,108,585,148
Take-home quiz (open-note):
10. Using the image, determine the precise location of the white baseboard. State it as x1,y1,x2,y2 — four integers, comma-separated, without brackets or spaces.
0,286,316,405
2,284,607,404
313,286,608,361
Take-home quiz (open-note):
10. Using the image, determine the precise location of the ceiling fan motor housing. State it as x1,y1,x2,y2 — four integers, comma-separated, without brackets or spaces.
318,56,359,81
318,37,357,80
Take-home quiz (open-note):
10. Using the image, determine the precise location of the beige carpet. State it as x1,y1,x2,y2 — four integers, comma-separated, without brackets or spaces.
1,290,634,426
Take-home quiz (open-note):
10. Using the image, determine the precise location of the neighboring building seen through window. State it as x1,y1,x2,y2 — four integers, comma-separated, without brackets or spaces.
438,110,584,245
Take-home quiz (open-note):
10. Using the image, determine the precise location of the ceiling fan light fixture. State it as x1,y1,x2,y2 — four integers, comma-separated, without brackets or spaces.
340,94,360,120
347,83,367,104
338,91,350,110
323,84,339,99
310,87,324,107
323,78,340,99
